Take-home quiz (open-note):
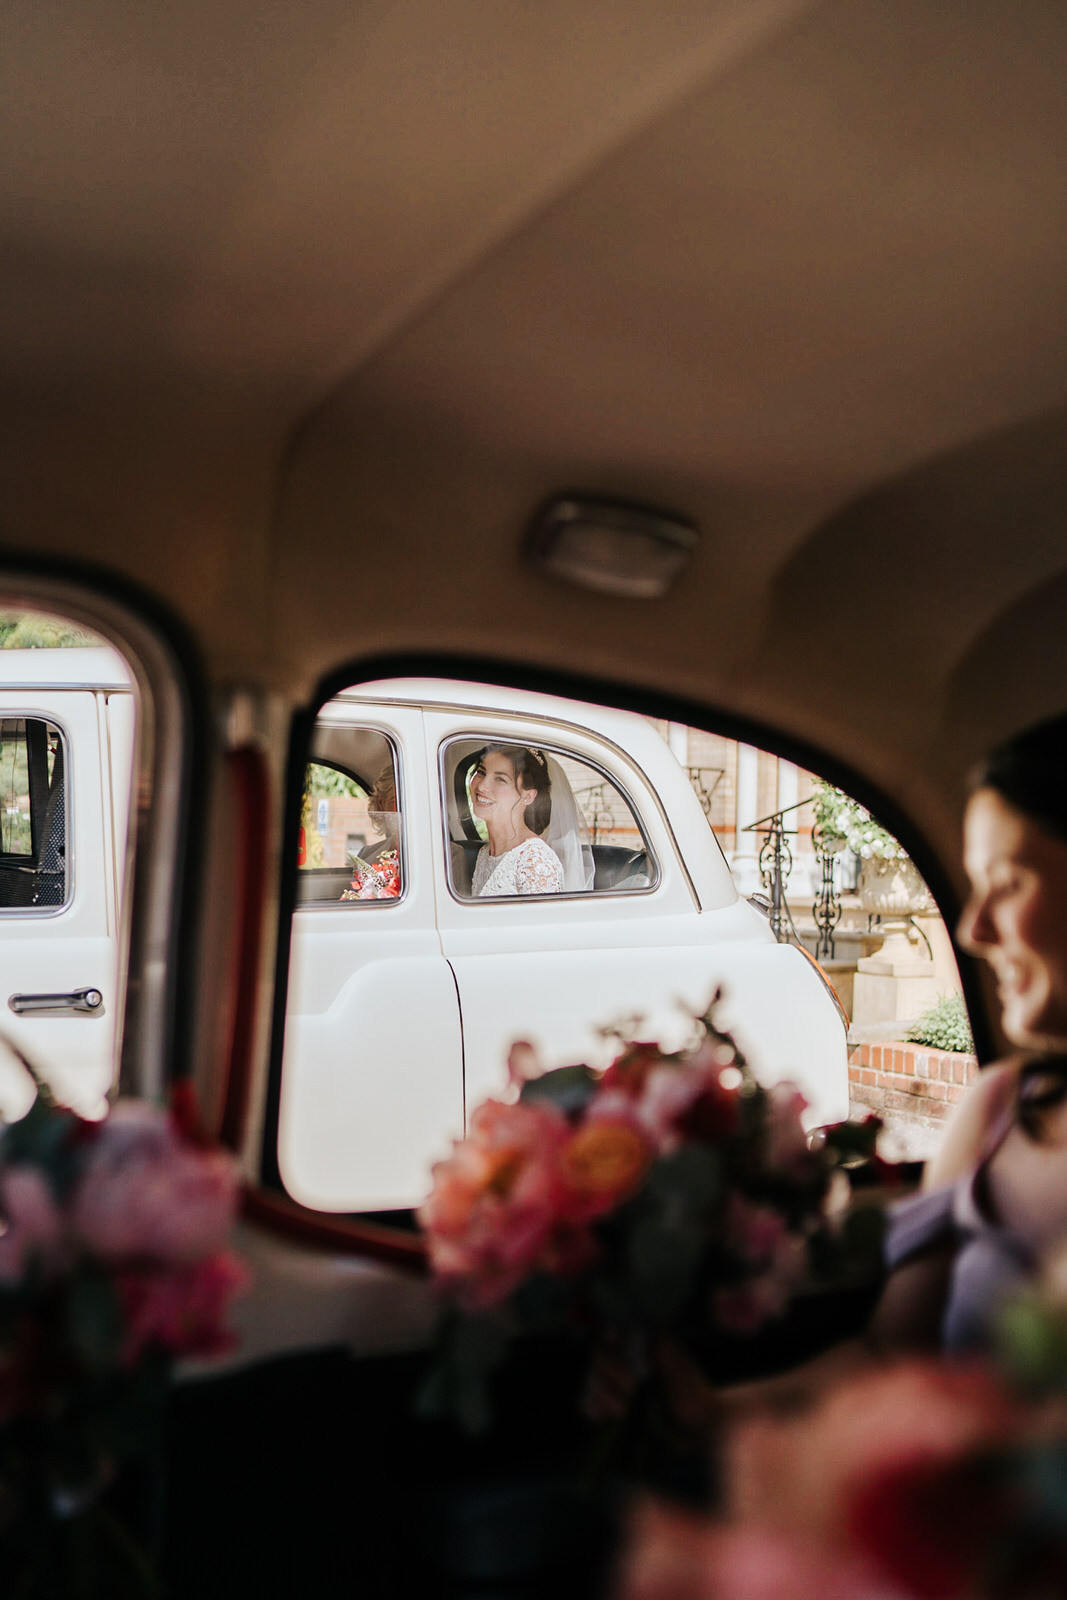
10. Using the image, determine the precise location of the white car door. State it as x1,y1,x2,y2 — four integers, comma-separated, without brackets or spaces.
278,702,463,1212
0,690,121,1119
425,707,848,1128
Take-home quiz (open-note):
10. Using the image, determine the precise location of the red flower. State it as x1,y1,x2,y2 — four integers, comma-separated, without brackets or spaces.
848,1452,1006,1600
116,1251,250,1363
600,1043,670,1097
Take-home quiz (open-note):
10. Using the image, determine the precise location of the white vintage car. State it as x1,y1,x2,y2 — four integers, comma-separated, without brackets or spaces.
0,654,847,1212
280,677,848,1210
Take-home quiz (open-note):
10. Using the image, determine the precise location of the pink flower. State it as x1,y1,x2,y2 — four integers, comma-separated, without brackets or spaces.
71,1100,239,1264
712,1273,790,1334
0,1167,64,1283
722,1194,788,1267
727,1359,1018,1549
117,1251,250,1363
418,1098,577,1308
599,1043,671,1098
616,1500,875,1600
631,1059,739,1151
506,1040,542,1088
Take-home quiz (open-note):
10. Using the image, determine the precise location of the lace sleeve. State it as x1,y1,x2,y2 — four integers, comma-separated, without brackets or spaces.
515,838,565,894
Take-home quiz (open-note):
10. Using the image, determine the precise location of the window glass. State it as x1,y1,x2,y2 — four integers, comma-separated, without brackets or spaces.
443,737,656,899
0,718,66,907
296,730,403,906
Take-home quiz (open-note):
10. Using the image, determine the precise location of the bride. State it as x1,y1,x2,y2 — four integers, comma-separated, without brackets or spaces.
469,744,566,896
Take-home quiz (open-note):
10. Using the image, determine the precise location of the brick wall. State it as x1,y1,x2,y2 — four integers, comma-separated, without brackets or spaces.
849,1040,979,1130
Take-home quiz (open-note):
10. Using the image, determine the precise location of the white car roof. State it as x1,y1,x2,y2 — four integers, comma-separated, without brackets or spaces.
0,647,134,691
332,675,661,749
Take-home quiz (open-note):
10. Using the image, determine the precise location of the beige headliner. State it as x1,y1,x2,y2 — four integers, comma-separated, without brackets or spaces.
1,0,1065,871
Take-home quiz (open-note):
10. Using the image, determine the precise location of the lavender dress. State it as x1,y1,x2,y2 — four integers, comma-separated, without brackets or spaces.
883,1169,1033,1353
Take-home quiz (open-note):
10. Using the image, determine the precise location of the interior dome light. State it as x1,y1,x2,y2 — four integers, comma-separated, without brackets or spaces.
526,497,698,599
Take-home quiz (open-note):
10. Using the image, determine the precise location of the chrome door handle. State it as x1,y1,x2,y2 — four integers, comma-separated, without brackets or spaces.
8,987,105,1016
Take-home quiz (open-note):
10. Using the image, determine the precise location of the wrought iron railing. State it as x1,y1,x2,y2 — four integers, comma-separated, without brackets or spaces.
742,797,842,959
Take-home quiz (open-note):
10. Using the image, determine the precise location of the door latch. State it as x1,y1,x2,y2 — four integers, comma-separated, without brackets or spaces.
8,987,105,1016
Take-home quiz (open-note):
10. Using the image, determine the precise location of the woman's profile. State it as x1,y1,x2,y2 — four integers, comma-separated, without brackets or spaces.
468,744,565,897
874,710,1067,1353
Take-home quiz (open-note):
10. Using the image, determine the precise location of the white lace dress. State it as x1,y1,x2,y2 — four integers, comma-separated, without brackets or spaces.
471,836,565,896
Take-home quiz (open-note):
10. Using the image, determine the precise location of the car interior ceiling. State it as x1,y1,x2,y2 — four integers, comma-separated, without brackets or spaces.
3,4,1067,1594
1,2,1065,897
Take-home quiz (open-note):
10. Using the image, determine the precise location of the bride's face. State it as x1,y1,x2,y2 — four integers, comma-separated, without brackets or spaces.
959,787,1067,1047
470,752,536,827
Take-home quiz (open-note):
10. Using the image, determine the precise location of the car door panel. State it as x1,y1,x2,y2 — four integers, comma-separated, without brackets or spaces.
278,955,463,1211
0,690,116,1119
281,706,463,1211
450,941,848,1128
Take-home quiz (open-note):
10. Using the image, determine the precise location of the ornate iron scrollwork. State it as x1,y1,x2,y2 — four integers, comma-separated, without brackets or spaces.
757,814,793,942
811,822,842,961
686,766,724,821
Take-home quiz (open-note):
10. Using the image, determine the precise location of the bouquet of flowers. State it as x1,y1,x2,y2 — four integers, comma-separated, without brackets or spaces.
417,999,885,1439
0,1060,249,1594
341,846,401,899
619,1262,1067,1600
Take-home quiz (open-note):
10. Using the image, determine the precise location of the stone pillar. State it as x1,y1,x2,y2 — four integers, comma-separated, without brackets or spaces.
730,743,761,896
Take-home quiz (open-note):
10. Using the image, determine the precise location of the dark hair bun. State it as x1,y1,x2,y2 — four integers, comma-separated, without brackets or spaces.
973,712,1067,844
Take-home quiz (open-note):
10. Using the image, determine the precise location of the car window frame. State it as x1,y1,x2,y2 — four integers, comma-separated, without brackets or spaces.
294,724,408,913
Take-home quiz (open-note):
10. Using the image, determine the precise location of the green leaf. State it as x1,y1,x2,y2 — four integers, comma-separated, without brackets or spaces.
625,1218,705,1322
807,1202,886,1285
995,1297,1067,1395
520,1064,598,1116
415,1312,510,1436
645,1146,722,1221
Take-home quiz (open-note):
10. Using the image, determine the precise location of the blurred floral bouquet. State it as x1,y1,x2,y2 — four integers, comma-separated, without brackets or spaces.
619,1266,1067,1600
417,999,885,1439
0,1064,248,1594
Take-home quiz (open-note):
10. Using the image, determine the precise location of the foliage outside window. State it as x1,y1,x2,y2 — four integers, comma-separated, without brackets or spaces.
301,763,366,869
811,779,907,861
0,614,100,649
905,993,974,1054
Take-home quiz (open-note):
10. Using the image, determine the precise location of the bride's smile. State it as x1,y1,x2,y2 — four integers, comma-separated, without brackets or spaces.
470,751,536,844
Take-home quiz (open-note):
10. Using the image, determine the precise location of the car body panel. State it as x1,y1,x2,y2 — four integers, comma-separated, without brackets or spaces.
0,665,132,1120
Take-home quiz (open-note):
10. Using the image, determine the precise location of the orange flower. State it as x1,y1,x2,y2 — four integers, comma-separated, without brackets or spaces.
562,1121,651,1216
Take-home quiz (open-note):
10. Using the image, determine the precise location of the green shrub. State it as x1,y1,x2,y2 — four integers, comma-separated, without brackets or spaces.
906,993,974,1055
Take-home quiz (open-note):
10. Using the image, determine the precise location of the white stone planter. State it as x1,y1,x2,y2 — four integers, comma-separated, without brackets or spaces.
851,856,938,1028
857,857,935,956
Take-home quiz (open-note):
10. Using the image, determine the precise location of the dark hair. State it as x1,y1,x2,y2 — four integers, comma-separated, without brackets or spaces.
971,712,1067,845
475,744,553,835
